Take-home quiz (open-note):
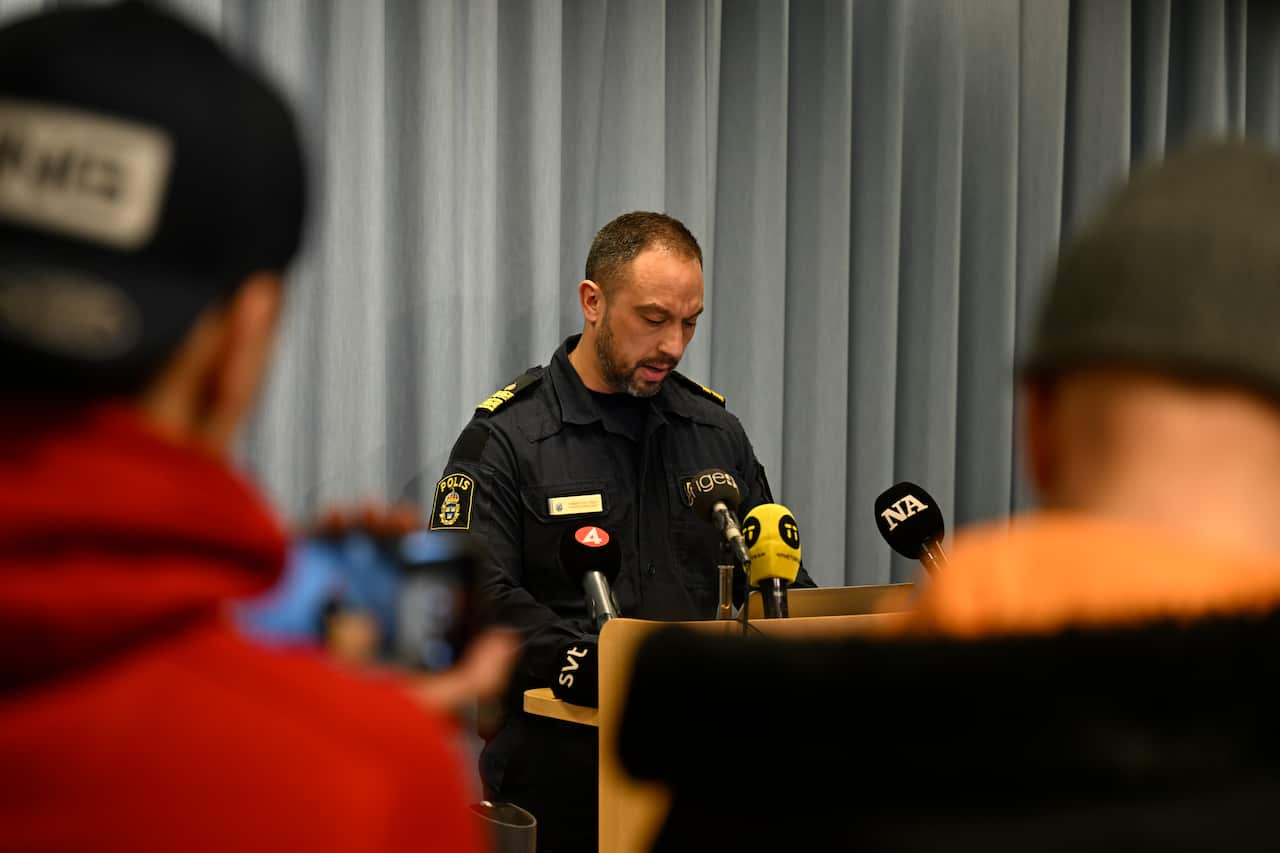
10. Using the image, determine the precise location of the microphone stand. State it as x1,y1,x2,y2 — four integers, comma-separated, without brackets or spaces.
716,541,735,620
920,540,949,577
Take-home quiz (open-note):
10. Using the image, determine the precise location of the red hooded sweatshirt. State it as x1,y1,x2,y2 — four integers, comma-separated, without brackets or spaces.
0,405,485,853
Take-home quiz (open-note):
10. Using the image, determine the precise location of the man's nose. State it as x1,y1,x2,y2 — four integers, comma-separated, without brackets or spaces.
657,323,685,362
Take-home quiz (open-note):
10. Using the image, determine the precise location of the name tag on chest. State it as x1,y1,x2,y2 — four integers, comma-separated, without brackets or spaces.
548,494,604,516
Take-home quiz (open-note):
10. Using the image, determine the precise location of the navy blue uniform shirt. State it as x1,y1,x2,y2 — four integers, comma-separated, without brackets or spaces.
430,335,815,819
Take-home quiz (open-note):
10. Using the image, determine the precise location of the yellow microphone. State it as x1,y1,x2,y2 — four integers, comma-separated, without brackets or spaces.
742,503,801,618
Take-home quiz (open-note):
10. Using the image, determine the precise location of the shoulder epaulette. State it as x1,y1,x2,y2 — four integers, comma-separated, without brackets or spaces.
670,370,726,407
475,366,544,415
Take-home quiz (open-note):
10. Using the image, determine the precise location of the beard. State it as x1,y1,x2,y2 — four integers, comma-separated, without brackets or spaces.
595,308,675,398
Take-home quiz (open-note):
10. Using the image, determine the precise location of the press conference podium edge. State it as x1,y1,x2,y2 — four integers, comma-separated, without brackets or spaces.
744,582,915,619
522,584,914,853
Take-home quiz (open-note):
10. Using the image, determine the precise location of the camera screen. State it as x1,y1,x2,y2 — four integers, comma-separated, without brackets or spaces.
395,572,463,669
235,528,480,672
394,530,474,671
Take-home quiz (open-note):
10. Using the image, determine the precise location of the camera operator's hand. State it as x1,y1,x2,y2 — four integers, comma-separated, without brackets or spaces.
290,500,517,716
407,628,520,715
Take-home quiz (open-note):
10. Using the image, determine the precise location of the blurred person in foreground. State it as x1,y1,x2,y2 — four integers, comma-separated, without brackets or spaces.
617,139,1280,851
0,3,513,851
913,139,1280,635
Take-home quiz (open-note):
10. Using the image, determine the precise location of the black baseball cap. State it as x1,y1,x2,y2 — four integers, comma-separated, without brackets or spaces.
0,0,306,394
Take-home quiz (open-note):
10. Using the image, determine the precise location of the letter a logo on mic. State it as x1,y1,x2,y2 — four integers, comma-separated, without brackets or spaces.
575,526,610,548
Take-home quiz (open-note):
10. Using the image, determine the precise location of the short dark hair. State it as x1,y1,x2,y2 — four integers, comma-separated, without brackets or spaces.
584,211,702,296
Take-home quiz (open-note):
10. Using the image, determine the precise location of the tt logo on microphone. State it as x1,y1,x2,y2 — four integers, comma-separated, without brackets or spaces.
682,470,738,506
557,645,590,688
880,495,929,531
779,515,800,549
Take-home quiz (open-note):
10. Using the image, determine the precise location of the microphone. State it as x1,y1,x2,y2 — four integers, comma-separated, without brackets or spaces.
742,503,802,618
873,482,949,576
682,468,751,570
549,636,600,707
558,525,622,631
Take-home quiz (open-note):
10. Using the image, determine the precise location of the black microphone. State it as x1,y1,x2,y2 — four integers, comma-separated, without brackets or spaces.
682,468,751,569
873,481,949,576
558,525,622,631
549,636,600,707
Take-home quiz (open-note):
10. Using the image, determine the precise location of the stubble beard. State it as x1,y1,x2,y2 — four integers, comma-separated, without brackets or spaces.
595,308,664,398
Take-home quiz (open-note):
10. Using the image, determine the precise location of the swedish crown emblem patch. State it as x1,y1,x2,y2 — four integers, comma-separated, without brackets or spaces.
430,472,475,530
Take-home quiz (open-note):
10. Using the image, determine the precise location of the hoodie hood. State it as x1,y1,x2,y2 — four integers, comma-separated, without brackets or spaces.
0,404,285,687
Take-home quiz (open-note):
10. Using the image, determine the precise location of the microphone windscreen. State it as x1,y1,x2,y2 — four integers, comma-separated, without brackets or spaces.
558,525,622,585
548,636,600,707
680,468,743,522
873,481,946,559
743,503,802,585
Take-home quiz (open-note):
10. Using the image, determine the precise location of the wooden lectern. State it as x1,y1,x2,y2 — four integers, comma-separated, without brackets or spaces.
522,584,914,853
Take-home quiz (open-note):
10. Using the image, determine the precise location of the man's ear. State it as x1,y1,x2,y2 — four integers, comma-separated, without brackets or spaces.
579,279,605,325
200,271,284,449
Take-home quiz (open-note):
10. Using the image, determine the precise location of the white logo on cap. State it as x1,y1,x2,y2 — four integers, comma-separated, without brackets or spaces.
0,98,173,249
0,270,140,359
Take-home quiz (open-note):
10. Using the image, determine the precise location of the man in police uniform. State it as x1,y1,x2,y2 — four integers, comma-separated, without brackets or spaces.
432,211,815,852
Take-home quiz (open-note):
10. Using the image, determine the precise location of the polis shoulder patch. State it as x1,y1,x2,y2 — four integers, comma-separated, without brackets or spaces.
670,370,726,407
475,366,543,415
429,472,475,530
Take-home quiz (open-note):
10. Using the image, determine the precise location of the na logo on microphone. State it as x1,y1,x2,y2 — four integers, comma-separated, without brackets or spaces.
880,495,929,531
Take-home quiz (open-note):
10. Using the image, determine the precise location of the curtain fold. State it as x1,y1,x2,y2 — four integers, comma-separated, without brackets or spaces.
11,0,1280,587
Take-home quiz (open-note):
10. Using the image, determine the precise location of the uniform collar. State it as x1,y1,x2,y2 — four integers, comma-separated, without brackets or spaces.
549,335,713,430
550,335,682,435
549,335,601,426
650,375,704,422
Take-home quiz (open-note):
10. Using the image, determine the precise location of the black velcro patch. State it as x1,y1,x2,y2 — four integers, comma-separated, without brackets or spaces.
449,425,490,464
429,472,475,531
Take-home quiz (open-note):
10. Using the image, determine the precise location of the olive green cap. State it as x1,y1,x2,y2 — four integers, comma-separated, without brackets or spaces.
1025,140,1280,399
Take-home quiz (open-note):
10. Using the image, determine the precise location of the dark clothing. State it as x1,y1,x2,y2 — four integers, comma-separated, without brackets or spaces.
622,613,1280,853
434,335,815,851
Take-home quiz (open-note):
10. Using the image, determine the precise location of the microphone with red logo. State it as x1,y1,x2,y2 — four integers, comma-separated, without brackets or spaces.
548,526,621,708
558,525,622,632
873,482,949,576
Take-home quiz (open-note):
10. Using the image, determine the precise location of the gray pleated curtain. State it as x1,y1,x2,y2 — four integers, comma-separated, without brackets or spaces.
7,0,1280,586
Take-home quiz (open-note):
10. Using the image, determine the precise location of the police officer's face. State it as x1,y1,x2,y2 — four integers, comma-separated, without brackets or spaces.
596,247,704,397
